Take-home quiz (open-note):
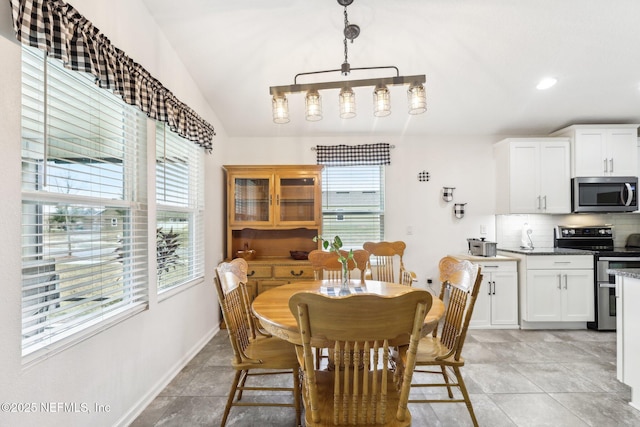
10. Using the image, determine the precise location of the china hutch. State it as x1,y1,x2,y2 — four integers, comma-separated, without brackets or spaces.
223,165,324,299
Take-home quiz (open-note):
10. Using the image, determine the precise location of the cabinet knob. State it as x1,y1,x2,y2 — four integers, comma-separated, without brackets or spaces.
290,270,304,277
247,270,256,277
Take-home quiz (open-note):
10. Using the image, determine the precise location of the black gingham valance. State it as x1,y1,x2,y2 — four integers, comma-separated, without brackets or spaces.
315,143,391,166
10,0,215,151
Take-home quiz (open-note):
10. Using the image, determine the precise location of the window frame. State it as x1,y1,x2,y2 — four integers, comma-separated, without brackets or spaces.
320,164,385,249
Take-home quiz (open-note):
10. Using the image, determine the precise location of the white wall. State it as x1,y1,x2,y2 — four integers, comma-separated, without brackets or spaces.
0,2,226,426
222,134,498,291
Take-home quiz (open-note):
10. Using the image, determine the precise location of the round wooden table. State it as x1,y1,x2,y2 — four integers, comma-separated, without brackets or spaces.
251,279,445,345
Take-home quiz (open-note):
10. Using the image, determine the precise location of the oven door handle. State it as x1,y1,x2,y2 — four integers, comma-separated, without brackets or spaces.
598,257,640,262
598,282,616,289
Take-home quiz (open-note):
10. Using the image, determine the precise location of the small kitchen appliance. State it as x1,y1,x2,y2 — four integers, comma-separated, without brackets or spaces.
554,225,640,331
571,176,638,213
467,238,497,257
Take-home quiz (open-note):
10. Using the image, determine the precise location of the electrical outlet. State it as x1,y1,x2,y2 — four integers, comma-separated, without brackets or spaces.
406,226,413,235
480,224,487,235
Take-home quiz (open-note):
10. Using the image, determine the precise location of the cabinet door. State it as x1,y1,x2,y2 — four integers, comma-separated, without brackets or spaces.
525,269,563,321
509,142,539,213
574,129,607,176
275,171,320,225
607,128,638,176
491,270,519,325
562,269,594,321
469,274,492,328
539,141,571,213
228,172,274,225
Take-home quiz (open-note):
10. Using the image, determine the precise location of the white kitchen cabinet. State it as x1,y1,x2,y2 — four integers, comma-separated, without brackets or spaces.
613,272,640,410
520,255,594,325
494,138,571,214
470,261,519,329
552,124,639,177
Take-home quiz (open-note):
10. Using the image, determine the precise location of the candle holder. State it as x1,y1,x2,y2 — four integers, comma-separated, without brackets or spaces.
442,187,455,202
453,203,467,219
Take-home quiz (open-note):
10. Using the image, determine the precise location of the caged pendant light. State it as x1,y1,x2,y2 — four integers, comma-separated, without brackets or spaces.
269,0,426,123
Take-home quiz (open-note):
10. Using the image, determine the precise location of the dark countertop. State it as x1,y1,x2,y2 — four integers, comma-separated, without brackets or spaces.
608,268,640,279
498,247,594,256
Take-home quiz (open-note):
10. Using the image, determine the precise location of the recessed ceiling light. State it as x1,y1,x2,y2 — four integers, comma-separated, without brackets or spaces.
536,77,557,90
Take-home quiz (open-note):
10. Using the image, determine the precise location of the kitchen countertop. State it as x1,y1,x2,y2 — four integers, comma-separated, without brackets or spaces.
498,247,594,256
608,268,640,279
453,253,518,262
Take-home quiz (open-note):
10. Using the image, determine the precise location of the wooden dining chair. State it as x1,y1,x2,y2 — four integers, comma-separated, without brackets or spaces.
403,256,483,427
307,249,370,369
215,259,301,427
289,290,432,426
308,249,369,284
363,241,416,285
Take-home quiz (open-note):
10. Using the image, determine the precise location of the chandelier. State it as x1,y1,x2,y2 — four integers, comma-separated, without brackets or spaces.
269,0,427,124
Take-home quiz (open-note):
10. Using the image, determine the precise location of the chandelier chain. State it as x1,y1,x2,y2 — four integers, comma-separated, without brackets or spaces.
343,6,349,65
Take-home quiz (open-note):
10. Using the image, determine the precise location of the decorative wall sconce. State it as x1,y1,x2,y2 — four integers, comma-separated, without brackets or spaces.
442,187,455,202
453,203,467,219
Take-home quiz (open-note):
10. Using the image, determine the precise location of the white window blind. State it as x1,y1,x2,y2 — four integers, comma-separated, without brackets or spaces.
20,46,148,356
156,122,204,291
321,165,385,249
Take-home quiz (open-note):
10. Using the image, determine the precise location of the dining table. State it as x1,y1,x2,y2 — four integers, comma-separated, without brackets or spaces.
251,279,445,345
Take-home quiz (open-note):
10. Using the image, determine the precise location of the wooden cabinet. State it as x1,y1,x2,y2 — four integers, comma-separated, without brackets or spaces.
223,165,323,298
227,166,322,227
551,124,639,177
470,260,519,329
494,138,571,214
519,255,594,326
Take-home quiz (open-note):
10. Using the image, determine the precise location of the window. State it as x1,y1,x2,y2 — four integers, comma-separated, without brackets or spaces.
156,123,204,291
321,165,385,249
20,47,148,356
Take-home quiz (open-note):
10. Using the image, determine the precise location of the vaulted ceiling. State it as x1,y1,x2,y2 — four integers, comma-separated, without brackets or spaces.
141,0,640,138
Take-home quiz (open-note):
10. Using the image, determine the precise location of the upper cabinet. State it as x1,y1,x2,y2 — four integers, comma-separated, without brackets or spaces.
223,165,323,262
494,138,571,214
551,124,639,177
225,165,323,227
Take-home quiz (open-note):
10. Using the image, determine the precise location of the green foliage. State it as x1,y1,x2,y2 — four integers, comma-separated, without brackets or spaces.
313,235,354,264
157,227,181,276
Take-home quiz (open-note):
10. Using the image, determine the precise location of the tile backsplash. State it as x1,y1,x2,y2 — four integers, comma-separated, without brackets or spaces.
496,213,640,249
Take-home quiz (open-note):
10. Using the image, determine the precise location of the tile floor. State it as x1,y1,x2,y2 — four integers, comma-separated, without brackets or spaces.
131,328,640,426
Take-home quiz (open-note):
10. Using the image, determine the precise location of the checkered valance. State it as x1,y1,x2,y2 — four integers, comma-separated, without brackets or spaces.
10,0,215,151
315,143,391,166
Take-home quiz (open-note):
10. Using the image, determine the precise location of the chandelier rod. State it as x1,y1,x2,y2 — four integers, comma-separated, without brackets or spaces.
293,65,400,85
270,73,425,96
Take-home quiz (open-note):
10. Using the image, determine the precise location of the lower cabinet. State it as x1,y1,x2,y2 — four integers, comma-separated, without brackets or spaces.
521,255,594,324
470,261,519,329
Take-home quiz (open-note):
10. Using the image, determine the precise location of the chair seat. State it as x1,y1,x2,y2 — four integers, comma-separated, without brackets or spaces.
304,369,412,427
414,336,465,366
235,336,300,370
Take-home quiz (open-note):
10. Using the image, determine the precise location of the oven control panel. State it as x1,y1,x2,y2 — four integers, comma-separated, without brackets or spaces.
556,225,614,238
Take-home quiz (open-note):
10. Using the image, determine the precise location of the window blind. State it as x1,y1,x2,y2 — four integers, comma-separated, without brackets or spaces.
156,123,204,291
21,46,148,356
321,165,385,249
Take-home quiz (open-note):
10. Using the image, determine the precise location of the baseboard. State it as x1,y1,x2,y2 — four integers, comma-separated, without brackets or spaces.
520,321,587,330
115,326,219,427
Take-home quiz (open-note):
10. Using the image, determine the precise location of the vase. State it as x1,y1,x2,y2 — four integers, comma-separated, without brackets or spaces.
339,261,350,296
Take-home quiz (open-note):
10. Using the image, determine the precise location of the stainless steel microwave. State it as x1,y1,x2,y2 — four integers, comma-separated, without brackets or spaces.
572,176,638,213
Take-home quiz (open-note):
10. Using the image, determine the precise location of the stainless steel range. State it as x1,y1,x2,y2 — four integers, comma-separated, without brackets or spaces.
554,225,640,331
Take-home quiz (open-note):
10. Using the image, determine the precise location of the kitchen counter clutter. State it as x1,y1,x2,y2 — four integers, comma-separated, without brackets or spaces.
499,247,594,255
609,268,640,410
